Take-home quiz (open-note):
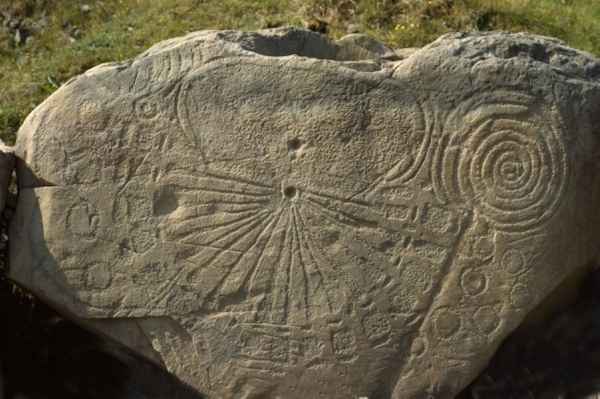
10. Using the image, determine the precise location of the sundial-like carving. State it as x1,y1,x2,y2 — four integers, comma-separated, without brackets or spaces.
10,29,600,399
146,78,565,396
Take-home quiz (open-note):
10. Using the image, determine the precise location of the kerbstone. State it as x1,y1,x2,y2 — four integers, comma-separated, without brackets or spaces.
9,28,600,398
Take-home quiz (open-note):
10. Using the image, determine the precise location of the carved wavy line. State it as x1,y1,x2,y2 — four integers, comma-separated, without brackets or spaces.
197,210,271,249
303,199,349,231
271,211,293,324
246,207,286,296
167,205,265,221
190,210,269,249
248,208,287,300
167,180,272,199
145,214,270,313
175,196,269,207
205,212,277,303
203,170,275,192
291,206,310,323
302,187,370,207
191,213,275,306
305,195,379,229
295,205,333,313
145,264,191,313
220,208,285,297
165,209,267,240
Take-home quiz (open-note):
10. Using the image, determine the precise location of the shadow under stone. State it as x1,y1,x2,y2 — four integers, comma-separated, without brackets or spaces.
458,266,600,399
0,198,204,399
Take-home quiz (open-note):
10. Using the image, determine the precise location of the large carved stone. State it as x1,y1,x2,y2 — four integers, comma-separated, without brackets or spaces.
9,28,600,398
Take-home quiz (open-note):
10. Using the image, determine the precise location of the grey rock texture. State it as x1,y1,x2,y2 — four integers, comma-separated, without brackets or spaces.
8,28,600,398
0,140,14,216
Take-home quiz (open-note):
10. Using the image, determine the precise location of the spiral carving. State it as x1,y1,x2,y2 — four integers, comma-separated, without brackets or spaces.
432,90,569,232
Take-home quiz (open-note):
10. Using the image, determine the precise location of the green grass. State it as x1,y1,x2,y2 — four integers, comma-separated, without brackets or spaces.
1,0,599,144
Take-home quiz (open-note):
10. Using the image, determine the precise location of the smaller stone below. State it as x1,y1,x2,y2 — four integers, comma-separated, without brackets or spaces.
0,140,14,215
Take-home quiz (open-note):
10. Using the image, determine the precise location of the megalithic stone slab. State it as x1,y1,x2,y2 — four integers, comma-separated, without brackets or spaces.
8,28,600,398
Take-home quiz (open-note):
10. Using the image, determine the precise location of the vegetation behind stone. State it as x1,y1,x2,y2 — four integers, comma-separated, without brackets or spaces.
1,0,599,144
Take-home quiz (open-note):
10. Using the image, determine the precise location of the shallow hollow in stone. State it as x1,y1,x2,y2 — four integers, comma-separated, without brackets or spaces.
217,28,398,62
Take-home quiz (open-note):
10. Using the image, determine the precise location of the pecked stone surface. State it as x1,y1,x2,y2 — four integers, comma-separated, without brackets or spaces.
8,28,600,398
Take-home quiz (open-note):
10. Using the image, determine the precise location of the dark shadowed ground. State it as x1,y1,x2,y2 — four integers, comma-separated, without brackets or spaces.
0,188,205,399
458,267,600,399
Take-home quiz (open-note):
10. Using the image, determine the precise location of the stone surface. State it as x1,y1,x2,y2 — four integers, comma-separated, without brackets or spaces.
8,28,600,398
457,267,600,399
0,140,14,216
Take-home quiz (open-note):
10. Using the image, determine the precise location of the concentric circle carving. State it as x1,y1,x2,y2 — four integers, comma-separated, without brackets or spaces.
432,90,569,232
460,268,487,296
